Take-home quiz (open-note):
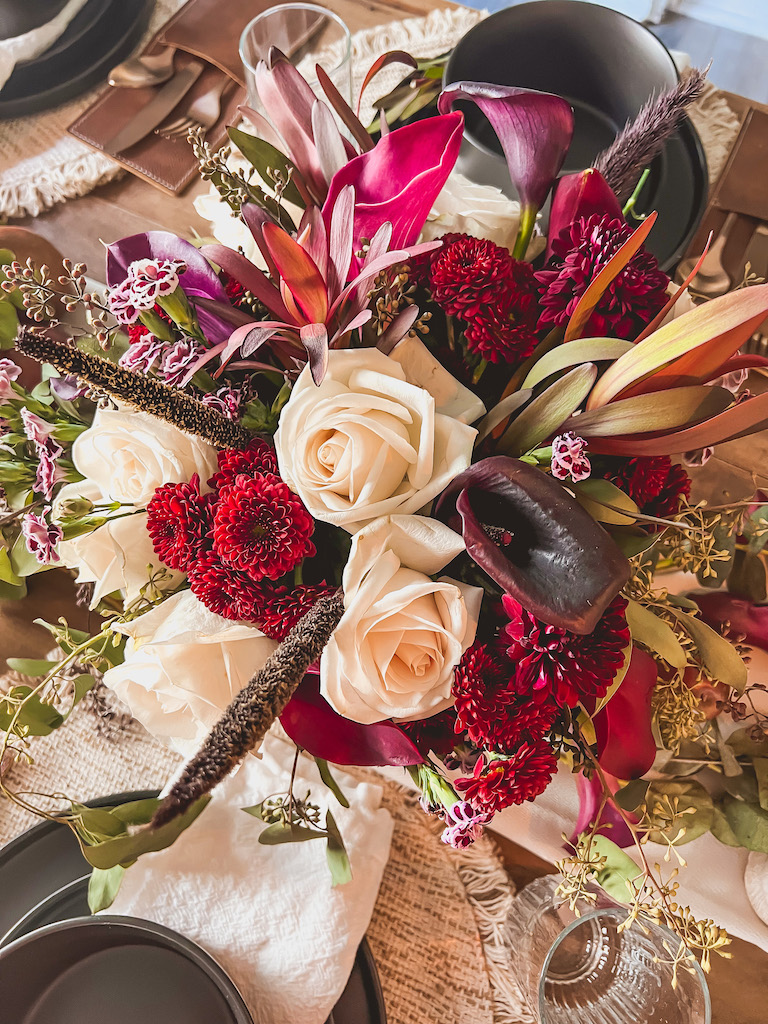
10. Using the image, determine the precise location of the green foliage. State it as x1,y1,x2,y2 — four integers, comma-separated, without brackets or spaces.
625,599,686,668
696,516,736,589
726,549,768,603
325,811,352,887
644,780,714,846
227,126,305,208
88,865,126,913
572,478,641,527
667,607,748,692
591,835,642,903
716,795,768,853
315,757,350,808
743,504,768,556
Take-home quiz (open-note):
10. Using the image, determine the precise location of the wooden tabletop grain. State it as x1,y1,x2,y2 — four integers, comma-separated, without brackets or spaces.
5,0,767,1018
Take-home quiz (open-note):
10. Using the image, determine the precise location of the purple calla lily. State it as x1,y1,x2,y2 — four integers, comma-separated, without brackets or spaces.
587,646,658,780
106,231,232,344
438,82,574,259
546,168,623,260
281,676,424,766
322,112,464,275
570,770,637,849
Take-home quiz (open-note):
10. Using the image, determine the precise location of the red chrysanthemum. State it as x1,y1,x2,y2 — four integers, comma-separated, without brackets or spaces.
187,554,265,621
453,643,561,752
399,709,459,759
606,455,691,524
463,260,540,364
428,233,513,318
535,214,669,339
209,439,279,492
146,474,213,571
248,581,337,640
456,744,557,813
212,472,315,580
502,595,630,708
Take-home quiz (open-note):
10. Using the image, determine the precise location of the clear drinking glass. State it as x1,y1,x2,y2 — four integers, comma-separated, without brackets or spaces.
506,876,711,1024
239,3,352,109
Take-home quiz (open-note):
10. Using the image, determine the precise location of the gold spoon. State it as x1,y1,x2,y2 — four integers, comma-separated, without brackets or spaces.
108,45,176,89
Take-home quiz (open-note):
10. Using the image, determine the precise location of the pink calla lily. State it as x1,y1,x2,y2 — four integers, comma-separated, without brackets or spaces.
570,771,638,849
546,168,623,259
589,646,658,780
322,112,464,275
438,82,574,258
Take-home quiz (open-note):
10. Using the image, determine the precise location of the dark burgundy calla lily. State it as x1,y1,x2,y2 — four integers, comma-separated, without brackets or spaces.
435,457,629,634
438,82,573,258
693,591,768,652
570,770,637,849
281,677,424,766
587,646,658,779
106,231,232,343
546,168,623,260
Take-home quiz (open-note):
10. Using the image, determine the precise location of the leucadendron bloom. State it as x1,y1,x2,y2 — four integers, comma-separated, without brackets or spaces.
104,590,278,758
71,404,218,508
321,515,483,724
274,348,481,532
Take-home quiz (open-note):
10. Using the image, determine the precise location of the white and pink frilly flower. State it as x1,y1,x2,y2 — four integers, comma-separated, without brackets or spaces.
550,432,591,482
0,358,21,401
21,508,62,564
108,259,186,325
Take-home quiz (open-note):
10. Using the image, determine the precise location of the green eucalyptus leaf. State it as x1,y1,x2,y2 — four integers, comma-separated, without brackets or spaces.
0,686,64,735
720,795,768,853
644,780,714,845
241,802,265,820
615,778,650,812
315,758,350,808
325,811,352,887
591,835,642,903
723,769,759,803
0,300,18,349
227,127,305,207
80,795,210,869
498,364,597,456
258,822,327,845
88,865,126,913
755,758,768,813
710,805,740,847
625,600,686,668
745,505,768,556
6,657,59,677
0,548,22,587
727,728,768,759
667,608,748,692
72,673,97,706
71,803,127,842
109,797,162,827
609,526,658,558
727,549,768,603
572,478,641,526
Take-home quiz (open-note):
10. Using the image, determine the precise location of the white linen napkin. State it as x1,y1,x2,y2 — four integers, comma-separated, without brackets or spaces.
0,0,89,92
108,730,394,1024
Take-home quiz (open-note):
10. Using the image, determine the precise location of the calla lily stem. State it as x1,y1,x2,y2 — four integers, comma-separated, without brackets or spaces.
621,169,650,220
512,204,538,261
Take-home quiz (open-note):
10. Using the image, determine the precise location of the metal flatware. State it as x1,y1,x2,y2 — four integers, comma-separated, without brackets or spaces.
677,211,737,298
104,59,205,155
156,75,232,139
108,44,177,88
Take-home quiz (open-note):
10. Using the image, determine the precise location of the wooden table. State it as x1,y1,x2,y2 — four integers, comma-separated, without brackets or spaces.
6,0,768,1019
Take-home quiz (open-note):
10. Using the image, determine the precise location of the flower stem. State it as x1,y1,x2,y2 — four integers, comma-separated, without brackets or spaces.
512,204,537,260
622,169,650,220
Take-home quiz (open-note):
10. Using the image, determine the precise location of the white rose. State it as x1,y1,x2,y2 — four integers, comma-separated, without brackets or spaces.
274,349,479,533
104,590,278,758
54,482,183,609
321,515,483,724
421,170,545,258
71,404,218,507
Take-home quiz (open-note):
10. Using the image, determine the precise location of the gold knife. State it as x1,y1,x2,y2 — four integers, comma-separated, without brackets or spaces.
104,59,205,155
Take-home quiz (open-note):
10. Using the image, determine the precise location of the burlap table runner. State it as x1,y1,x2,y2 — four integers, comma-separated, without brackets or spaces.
0,700,530,1024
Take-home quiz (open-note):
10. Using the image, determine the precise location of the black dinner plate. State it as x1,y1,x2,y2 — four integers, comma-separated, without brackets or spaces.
0,790,387,1024
0,0,154,119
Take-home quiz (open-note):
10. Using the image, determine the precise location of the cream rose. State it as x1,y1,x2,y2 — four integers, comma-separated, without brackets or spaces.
104,590,278,758
321,515,483,724
54,481,182,608
71,404,218,507
421,170,545,258
274,349,479,532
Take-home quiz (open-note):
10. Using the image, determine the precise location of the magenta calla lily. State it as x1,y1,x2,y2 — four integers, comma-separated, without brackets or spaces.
438,82,574,258
322,112,464,275
571,771,637,849
106,231,232,344
589,646,658,780
546,168,623,259
281,677,424,766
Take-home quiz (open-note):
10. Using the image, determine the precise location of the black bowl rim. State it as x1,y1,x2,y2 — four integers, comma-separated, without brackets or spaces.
0,914,254,1024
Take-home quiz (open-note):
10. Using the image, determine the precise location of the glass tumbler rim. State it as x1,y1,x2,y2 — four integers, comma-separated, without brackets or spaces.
537,903,712,1024
238,2,352,79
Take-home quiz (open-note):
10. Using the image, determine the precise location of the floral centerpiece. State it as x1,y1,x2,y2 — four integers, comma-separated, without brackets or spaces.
2,51,768,974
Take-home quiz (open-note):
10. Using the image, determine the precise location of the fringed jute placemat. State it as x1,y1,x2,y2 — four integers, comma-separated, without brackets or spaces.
0,699,531,1024
0,2,740,221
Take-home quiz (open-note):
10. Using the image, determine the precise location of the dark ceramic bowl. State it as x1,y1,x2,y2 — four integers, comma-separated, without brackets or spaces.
0,916,254,1024
445,0,678,175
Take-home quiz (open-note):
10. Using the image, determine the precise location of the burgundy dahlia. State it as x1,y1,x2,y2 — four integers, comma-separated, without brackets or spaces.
209,439,279,491
463,260,540,364
535,214,669,339
249,581,338,641
455,744,557,813
146,474,213,571
187,554,265,621
428,233,513,318
502,594,630,708
453,643,561,752
212,472,316,580
606,455,691,523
